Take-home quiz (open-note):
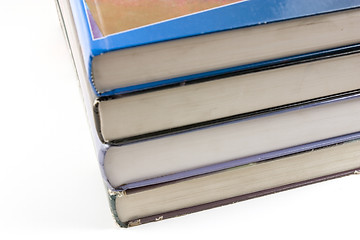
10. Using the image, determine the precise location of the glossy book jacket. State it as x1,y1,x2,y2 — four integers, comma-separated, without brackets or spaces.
70,0,360,96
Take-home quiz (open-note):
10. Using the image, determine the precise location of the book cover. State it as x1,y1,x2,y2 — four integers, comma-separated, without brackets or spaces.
85,0,245,38
69,0,360,96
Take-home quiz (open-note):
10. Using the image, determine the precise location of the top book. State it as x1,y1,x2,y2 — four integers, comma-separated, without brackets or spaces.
69,0,360,96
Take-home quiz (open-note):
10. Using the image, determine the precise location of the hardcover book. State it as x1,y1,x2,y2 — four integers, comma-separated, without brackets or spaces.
68,0,360,96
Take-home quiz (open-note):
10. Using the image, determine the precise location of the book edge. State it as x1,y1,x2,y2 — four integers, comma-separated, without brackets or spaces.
98,44,360,97
121,168,360,227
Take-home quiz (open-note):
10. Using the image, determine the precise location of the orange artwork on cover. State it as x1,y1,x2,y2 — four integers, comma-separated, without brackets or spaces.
85,0,244,36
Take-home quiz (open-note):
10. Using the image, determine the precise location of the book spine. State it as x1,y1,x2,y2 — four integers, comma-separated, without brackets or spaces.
107,190,128,228
56,0,112,189
69,0,103,96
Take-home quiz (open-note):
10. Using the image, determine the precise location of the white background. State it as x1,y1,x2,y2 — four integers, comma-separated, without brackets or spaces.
0,1,359,239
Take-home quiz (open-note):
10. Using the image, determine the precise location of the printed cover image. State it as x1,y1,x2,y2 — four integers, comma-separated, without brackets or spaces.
85,0,244,38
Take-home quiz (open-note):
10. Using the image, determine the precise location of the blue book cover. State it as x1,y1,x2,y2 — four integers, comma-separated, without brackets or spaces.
69,0,360,97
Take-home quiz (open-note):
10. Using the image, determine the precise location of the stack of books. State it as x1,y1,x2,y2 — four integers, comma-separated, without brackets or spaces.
56,0,360,227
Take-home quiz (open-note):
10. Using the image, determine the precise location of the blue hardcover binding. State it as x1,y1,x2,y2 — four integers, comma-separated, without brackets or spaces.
70,0,360,97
